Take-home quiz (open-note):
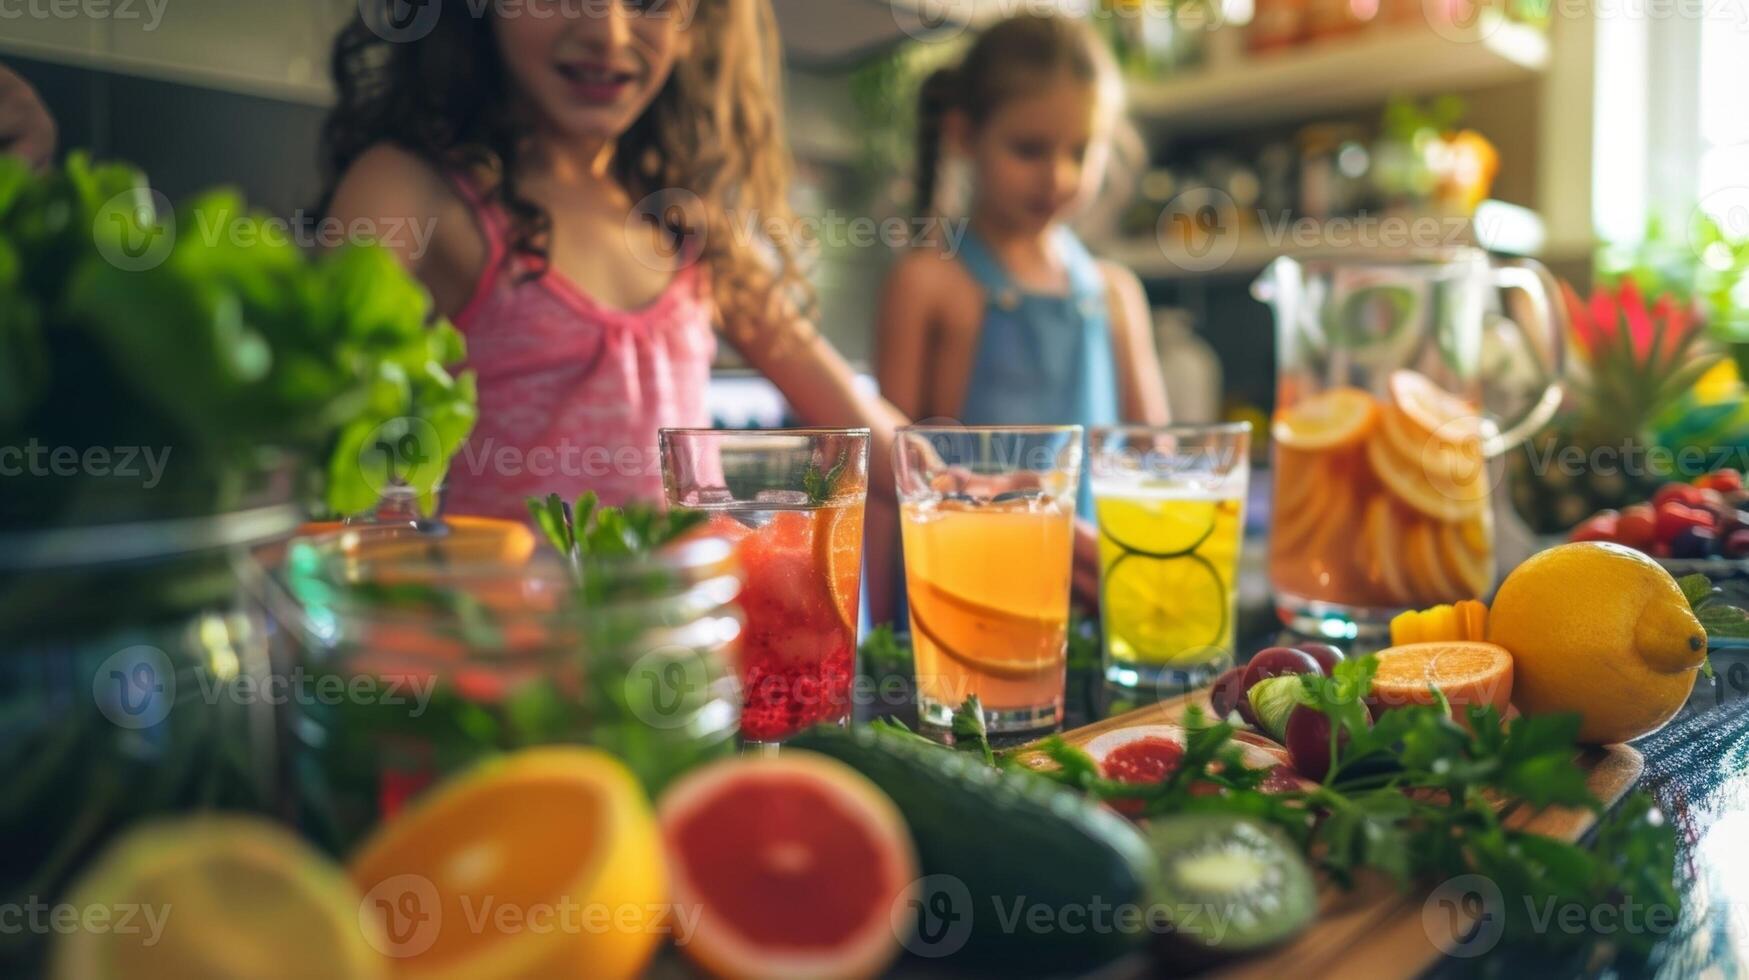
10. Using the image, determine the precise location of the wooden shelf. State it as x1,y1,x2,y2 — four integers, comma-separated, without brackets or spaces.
1127,18,1550,135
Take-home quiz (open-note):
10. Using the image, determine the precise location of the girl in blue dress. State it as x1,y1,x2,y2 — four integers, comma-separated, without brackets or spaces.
872,12,1169,620
877,13,1167,476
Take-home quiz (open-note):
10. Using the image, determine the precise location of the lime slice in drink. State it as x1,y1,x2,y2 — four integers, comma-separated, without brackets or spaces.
1103,553,1228,665
1096,496,1218,558
51,816,381,980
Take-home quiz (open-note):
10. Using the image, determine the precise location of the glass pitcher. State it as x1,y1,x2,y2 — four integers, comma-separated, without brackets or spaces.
1253,247,1566,637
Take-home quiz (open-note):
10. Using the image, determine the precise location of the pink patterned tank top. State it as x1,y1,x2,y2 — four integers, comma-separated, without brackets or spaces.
440,174,716,520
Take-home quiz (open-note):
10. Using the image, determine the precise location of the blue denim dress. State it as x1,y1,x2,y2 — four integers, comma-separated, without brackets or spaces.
955,226,1121,517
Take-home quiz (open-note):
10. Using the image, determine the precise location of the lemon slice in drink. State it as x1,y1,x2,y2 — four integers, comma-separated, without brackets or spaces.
51,816,381,980
1096,495,1218,558
1103,554,1228,664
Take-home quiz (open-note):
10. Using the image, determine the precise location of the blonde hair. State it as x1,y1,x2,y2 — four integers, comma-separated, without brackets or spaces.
914,13,1126,217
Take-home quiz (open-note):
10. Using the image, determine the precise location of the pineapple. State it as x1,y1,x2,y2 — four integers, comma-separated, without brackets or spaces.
1509,278,1721,533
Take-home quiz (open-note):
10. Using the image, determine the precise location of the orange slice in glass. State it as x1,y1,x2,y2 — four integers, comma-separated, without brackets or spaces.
1438,520,1495,599
907,581,1065,680
1366,430,1487,523
1388,370,1484,444
1369,641,1514,720
814,503,865,631
1272,387,1379,451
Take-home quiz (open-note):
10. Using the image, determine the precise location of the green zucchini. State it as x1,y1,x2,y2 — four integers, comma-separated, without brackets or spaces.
789,724,1160,974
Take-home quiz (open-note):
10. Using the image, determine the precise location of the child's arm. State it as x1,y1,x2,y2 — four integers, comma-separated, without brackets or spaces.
323,145,484,320
1102,262,1172,425
874,252,946,420
726,305,911,625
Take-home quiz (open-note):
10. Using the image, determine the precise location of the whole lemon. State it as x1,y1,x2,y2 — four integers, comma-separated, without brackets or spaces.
1489,542,1707,744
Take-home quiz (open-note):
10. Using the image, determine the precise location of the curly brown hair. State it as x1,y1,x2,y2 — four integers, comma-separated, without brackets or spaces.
319,0,811,331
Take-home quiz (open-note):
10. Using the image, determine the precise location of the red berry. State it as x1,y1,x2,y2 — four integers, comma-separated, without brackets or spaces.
1701,470,1744,493
1570,511,1620,544
1654,483,1707,509
1616,505,1658,549
1655,502,1713,542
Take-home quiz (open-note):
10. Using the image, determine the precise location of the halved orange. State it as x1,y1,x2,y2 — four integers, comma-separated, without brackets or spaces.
659,754,918,980
1388,370,1484,444
1272,387,1379,450
1369,641,1514,721
814,503,866,631
349,747,667,980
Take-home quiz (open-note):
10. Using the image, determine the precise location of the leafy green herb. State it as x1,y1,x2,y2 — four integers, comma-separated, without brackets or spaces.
0,154,477,524
1018,660,1679,957
858,624,913,681
803,450,849,506
1677,572,1744,677
950,696,995,766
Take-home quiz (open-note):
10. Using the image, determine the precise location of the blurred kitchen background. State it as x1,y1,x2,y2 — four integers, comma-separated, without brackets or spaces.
5,0,1745,433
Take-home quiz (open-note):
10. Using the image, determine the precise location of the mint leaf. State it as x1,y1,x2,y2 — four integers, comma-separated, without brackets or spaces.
1677,573,1714,610
804,449,850,506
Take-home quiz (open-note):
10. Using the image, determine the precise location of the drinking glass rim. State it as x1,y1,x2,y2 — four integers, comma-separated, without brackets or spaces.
1091,422,1253,439
660,426,871,439
898,424,1085,436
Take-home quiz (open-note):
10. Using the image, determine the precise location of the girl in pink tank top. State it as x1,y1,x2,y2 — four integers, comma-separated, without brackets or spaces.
318,1,910,542
438,173,716,519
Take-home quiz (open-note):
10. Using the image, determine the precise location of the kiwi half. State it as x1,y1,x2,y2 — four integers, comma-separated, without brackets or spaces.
1145,813,1317,968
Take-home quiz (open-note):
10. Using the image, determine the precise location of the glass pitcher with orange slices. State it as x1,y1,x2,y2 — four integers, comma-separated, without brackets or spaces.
660,428,870,744
1254,248,1567,636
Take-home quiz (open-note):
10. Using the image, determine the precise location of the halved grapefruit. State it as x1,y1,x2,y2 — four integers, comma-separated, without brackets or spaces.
659,754,918,980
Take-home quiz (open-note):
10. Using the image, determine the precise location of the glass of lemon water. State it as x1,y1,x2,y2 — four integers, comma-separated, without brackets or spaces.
1090,423,1252,697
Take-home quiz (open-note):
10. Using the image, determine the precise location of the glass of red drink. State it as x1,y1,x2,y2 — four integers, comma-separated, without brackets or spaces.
659,428,870,744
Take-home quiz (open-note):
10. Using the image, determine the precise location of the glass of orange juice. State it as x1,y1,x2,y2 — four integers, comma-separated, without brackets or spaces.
893,426,1082,736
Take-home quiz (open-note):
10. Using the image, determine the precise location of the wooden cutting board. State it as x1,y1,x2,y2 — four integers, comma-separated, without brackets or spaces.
1021,689,1645,980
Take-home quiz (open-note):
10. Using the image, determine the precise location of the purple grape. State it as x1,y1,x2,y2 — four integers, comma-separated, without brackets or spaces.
1285,705,1349,780
1670,525,1716,560
1238,648,1321,728
1209,666,1248,720
1294,643,1346,677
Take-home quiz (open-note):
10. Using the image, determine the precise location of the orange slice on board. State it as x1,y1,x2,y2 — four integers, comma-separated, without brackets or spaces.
1369,641,1514,721
349,748,668,980
1272,387,1379,451
815,504,865,631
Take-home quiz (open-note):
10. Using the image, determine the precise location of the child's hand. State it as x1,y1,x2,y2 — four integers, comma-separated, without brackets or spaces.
0,63,55,170
1072,519,1102,613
